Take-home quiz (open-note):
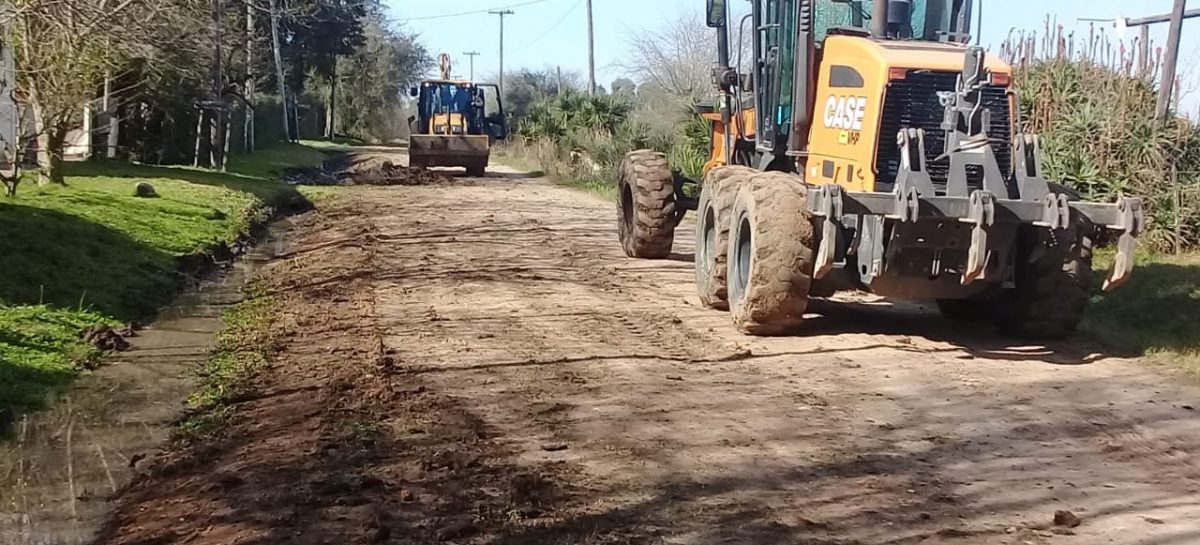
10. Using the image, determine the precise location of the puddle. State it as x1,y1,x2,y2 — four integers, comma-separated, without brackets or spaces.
0,219,295,544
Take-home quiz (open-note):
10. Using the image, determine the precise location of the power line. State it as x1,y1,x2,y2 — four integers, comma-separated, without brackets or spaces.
401,0,553,22
517,0,583,51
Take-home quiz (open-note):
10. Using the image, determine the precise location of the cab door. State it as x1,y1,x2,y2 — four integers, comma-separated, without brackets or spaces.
754,0,797,158
477,84,507,141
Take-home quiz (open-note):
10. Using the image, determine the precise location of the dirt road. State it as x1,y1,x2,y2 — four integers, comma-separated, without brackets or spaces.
95,151,1200,545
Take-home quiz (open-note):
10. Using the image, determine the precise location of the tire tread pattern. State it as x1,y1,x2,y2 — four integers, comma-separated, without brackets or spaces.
727,172,815,335
617,150,677,258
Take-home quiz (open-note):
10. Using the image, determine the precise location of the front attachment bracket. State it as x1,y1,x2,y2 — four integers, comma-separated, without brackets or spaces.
895,128,937,197
1013,134,1051,202
962,190,996,285
812,184,844,279
1103,196,1144,291
1036,192,1071,230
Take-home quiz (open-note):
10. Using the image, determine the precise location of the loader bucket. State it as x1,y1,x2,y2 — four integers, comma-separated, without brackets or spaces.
409,134,491,172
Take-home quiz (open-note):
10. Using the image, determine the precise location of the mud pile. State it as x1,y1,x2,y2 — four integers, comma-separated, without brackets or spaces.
339,159,452,186
284,153,453,186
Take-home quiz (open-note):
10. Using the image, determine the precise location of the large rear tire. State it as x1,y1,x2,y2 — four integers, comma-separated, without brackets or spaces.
617,150,677,259
993,220,1094,339
695,166,758,309
726,172,815,336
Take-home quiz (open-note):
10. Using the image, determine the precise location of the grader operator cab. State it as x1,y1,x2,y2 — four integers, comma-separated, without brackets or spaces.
408,54,507,176
616,0,1144,337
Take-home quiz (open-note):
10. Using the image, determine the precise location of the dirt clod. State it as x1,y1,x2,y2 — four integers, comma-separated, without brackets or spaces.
1053,509,1082,528
81,324,131,352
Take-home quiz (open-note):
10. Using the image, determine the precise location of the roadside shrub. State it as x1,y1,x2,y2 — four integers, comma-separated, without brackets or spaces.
1003,22,1200,252
511,90,711,187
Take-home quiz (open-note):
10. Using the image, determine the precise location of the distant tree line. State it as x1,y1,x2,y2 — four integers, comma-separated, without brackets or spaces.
0,0,431,194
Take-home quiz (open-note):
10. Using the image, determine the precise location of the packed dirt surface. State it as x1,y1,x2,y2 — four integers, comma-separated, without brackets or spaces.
93,150,1200,545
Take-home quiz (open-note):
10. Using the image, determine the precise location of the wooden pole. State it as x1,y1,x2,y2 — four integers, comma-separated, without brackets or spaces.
1155,0,1187,122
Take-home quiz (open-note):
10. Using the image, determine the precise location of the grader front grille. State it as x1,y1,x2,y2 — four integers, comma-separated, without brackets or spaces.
875,71,1013,196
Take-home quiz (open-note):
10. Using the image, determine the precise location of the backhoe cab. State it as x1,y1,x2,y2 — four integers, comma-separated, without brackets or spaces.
616,0,1143,338
408,53,507,176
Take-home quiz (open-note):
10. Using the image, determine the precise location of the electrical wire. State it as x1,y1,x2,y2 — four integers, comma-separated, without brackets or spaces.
401,0,556,22
517,0,584,51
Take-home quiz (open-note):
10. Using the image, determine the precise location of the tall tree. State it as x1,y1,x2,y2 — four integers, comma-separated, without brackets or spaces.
331,8,429,142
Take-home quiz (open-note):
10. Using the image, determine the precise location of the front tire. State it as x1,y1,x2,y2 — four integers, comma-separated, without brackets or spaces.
993,221,1094,339
695,166,758,309
726,172,815,336
617,150,677,258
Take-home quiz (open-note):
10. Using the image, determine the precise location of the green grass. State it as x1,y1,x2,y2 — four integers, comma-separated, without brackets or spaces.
1083,252,1200,370
0,306,112,411
178,294,276,441
0,143,330,420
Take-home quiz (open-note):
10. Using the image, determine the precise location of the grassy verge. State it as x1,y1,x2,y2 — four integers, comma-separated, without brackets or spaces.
1084,252,1200,371
177,293,277,441
494,140,616,200
0,143,329,419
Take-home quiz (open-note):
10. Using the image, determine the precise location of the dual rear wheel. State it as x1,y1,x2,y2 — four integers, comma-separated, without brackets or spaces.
616,150,816,335
696,169,815,335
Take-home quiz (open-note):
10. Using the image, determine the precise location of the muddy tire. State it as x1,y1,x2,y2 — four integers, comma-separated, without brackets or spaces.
993,219,1094,339
695,166,758,309
467,161,487,177
617,150,677,259
726,172,815,335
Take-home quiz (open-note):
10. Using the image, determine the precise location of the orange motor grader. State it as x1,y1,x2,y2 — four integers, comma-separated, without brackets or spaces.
615,0,1143,337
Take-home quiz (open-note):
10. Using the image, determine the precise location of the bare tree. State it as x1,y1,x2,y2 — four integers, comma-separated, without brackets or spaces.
2,0,157,185
618,9,714,100
617,7,753,102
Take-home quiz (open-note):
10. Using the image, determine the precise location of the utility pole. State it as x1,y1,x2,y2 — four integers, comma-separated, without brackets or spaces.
1138,24,1150,77
1113,4,1200,118
463,51,480,81
586,0,595,94
489,9,514,98
1156,0,1188,122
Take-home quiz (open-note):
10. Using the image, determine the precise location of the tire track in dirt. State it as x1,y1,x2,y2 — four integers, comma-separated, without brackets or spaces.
88,151,1200,545
366,157,1200,545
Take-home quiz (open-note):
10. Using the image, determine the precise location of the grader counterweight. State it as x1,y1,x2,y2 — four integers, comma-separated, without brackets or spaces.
615,0,1143,338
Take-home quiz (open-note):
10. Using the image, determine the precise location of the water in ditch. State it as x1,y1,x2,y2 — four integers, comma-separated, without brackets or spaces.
0,218,295,545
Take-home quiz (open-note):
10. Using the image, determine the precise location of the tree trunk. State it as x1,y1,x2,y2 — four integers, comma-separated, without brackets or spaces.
37,126,66,186
244,0,256,152
31,100,65,186
194,110,206,167
269,0,290,142
326,60,337,140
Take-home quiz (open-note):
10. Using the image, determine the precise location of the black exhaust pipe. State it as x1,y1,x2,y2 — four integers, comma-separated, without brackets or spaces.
871,0,889,37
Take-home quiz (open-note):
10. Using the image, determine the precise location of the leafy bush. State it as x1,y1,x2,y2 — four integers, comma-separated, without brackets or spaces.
512,90,712,188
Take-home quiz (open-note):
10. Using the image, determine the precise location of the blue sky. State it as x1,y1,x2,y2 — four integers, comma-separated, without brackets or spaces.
388,0,1200,108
